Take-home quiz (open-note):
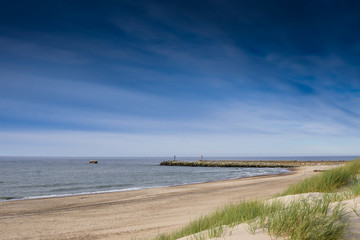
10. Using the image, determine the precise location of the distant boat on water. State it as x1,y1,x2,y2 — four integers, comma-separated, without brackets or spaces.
89,160,98,164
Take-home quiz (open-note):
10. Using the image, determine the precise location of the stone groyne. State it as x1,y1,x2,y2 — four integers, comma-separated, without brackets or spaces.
160,160,347,168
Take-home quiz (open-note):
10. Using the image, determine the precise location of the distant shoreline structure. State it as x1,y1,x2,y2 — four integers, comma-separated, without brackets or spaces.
160,160,347,168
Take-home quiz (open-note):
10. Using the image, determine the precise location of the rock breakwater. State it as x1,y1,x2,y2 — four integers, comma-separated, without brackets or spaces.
160,160,346,168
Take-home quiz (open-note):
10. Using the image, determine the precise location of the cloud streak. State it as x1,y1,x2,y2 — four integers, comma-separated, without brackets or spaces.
1,130,359,157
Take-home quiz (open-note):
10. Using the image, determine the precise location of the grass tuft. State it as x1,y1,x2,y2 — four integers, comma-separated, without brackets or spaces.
282,159,360,195
257,198,348,240
153,199,266,240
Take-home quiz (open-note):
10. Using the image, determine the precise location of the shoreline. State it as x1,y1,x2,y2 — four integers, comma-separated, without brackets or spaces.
0,165,336,240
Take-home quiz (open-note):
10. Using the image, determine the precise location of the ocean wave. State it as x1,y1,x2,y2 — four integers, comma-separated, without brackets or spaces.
0,196,18,200
95,183,132,189
17,182,78,188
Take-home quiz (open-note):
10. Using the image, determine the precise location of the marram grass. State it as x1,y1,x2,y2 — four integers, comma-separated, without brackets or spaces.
254,198,348,240
154,198,349,240
154,199,266,240
282,158,360,195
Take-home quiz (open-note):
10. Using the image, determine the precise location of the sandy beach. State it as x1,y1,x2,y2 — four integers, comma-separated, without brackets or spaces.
0,165,337,240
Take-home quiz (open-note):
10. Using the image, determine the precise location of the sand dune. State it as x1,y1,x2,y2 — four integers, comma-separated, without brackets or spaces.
181,193,360,240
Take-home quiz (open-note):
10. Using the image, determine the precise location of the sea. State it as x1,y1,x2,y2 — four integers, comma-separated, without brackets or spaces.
0,156,358,201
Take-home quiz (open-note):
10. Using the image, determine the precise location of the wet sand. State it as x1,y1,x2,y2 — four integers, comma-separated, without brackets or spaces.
0,165,336,240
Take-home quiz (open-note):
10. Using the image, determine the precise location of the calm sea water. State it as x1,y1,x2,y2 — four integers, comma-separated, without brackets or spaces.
0,156,357,201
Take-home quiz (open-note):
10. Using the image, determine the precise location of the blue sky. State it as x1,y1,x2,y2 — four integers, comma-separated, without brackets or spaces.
0,0,359,157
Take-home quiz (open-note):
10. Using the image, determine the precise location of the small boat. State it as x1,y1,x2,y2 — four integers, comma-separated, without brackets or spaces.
89,160,98,164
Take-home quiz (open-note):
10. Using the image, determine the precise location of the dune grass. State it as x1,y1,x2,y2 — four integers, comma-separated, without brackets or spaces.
255,199,347,240
282,159,360,195
154,198,348,240
153,159,360,240
154,200,267,240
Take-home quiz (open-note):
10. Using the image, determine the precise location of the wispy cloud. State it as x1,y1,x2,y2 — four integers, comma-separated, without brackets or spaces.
1,72,358,139
1,130,359,157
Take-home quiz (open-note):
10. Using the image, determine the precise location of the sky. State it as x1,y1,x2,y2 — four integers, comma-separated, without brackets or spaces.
0,0,359,157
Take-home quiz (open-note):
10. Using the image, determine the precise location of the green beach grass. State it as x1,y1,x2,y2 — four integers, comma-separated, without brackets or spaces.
154,198,348,240
246,198,347,240
281,159,360,195
153,158,360,240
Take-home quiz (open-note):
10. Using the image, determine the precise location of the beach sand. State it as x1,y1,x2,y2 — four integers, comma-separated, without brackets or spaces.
0,165,337,240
